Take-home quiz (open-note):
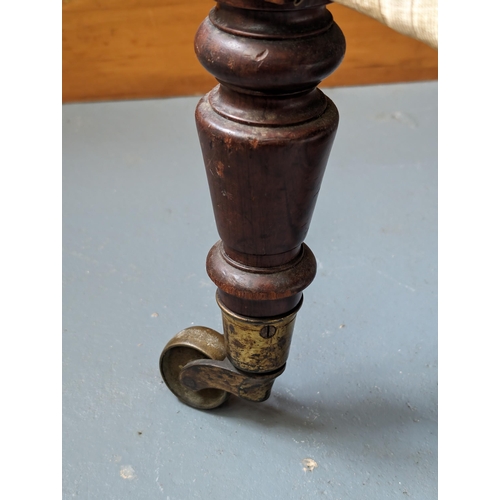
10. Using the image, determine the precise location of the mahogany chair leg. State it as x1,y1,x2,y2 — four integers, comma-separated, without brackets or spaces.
160,0,345,410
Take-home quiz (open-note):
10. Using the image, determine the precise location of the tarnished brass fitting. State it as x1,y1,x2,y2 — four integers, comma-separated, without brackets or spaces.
218,294,302,374
159,297,303,409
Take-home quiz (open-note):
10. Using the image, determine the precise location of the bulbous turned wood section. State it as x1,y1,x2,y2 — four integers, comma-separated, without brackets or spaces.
160,0,345,409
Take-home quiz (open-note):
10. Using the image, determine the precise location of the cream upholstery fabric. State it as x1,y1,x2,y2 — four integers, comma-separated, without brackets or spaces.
335,0,438,49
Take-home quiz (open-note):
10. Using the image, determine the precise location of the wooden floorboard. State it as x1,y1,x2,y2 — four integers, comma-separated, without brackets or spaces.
62,1,438,103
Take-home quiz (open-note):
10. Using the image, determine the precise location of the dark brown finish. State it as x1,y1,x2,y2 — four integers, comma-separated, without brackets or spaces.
207,241,316,317
196,0,344,318
160,0,345,409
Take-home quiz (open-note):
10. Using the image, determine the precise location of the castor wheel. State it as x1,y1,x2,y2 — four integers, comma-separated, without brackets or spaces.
160,303,299,408
159,326,229,410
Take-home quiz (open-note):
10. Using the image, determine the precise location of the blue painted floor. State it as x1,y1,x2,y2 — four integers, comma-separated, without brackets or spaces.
63,82,437,499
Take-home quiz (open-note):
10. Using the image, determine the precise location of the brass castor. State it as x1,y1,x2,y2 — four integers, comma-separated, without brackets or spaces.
159,298,300,410
159,327,229,410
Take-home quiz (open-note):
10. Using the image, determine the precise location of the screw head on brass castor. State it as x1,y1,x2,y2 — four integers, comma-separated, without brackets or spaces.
260,325,277,339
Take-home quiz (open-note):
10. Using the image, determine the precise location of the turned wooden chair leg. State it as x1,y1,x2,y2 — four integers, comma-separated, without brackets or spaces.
160,0,345,410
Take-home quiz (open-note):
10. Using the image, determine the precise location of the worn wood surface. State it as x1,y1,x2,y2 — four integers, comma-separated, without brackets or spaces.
195,0,344,319
62,0,437,103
